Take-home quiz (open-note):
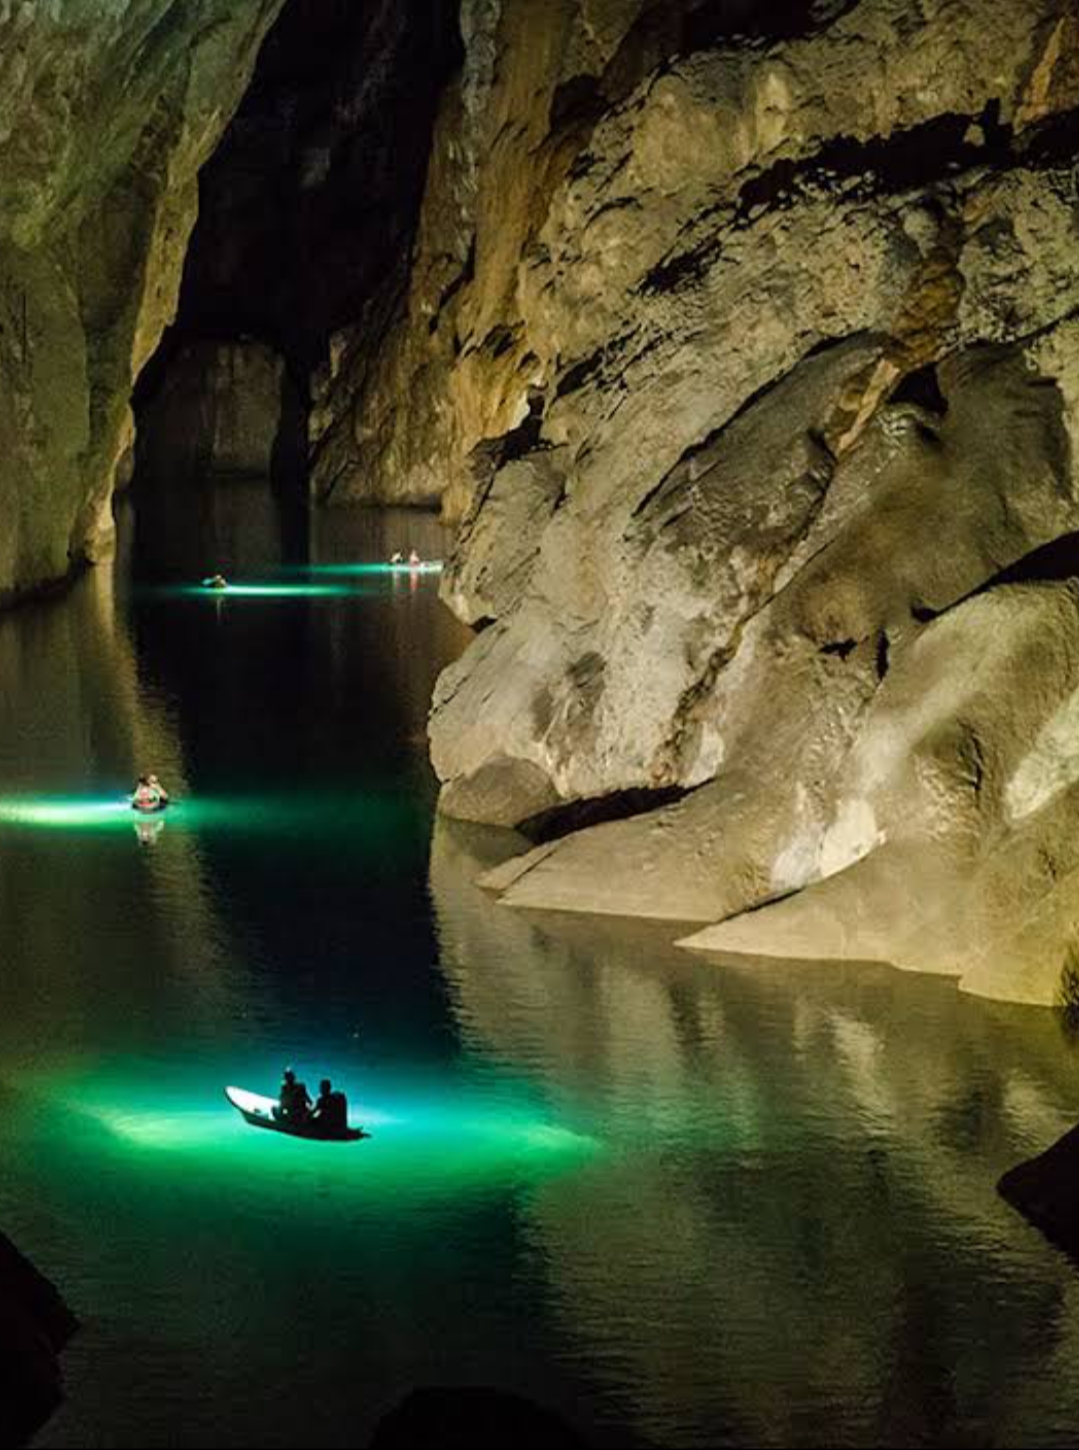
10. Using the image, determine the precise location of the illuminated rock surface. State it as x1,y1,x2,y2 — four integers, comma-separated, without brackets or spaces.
3,0,1079,1005
0,0,285,603
321,0,1079,1004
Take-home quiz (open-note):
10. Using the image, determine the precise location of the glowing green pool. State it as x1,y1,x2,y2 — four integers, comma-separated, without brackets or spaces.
7,503,1079,1450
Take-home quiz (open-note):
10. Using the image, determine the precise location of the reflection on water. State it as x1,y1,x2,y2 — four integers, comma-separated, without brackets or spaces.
3,485,1079,1447
430,829,1079,1447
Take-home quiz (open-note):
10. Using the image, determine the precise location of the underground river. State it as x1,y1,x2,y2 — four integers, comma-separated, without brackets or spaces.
5,486,1079,1447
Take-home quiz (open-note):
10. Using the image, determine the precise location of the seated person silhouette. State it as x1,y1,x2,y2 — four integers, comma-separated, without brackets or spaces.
310,1078,348,1134
274,1067,312,1124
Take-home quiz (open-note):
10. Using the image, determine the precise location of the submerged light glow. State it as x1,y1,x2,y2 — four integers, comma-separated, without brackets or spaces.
150,582,373,601
287,561,444,577
67,1078,601,1195
0,796,134,830
0,791,418,844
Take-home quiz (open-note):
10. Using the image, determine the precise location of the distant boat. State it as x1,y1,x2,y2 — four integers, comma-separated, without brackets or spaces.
387,559,443,573
224,1085,366,1143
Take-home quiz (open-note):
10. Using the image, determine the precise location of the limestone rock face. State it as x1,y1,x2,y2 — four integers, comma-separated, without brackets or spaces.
0,0,285,603
136,340,304,480
320,0,1079,1002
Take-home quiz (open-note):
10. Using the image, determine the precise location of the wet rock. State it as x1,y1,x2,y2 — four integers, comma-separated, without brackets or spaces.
0,1231,77,1447
317,0,1079,1005
0,0,285,604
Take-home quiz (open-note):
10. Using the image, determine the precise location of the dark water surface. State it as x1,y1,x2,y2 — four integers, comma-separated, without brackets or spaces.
4,486,1079,1447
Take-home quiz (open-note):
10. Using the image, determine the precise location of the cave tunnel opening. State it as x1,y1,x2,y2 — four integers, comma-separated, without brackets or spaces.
130,0,463,534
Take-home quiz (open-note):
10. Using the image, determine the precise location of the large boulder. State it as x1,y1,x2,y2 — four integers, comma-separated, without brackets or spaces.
322,0,1079,1005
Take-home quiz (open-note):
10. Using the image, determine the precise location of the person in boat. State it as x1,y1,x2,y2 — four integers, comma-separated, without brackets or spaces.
146,773,169,806
408,548,422,568
203,573,228,590
310,1078,348,1133
389,550,404,565
275,1067,312,1124
131,774,166,813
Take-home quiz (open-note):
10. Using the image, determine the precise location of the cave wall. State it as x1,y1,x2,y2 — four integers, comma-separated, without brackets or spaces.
324,0,1079,1002
0,0,285,605
132,0,461,491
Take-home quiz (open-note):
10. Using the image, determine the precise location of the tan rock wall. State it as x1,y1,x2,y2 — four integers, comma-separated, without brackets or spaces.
0,0,284,603
330,0,1079,1003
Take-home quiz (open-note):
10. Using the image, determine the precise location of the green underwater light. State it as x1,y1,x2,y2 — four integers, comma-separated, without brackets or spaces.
0,796,135,830
66,1076,600,1197
157,582,370,600
290,561,444,578
0,790,420,847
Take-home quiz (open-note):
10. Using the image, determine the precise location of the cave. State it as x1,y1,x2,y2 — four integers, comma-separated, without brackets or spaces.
3,1,1079,1445
132,0,461,505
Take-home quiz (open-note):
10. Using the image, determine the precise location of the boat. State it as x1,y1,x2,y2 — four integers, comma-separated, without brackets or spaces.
130,796,168,814
387,560,443,573
224,1085,366,1142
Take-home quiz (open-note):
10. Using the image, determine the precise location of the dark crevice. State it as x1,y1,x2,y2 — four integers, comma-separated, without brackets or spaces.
910,532,1079,630
1015,104,1079,169
737,112,988,217
519,784,691,845
974,532,1079,593
875,629,890,681
725,885,803,919
498,391,548,466
639,233,725,297
820,638,857,660
891,362,948,415
481,324,517,359
554,330,634,400
465,390,550,502
550,74,605,132
429,242,476,335
639,99,1079,298
135,0,462,438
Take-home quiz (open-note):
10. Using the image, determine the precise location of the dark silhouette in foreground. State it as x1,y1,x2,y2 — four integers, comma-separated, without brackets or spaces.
998,1121,1079,1260
369,1387,586,1448
0,1231,77,1447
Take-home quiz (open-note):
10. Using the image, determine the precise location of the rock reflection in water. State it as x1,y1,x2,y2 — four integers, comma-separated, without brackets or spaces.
430,818,1079,1447
0,559,237,1072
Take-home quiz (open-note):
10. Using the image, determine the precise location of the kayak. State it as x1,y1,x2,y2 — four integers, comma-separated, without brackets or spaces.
224,1085,366,1142
130,797,168,814
387,560,443,573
